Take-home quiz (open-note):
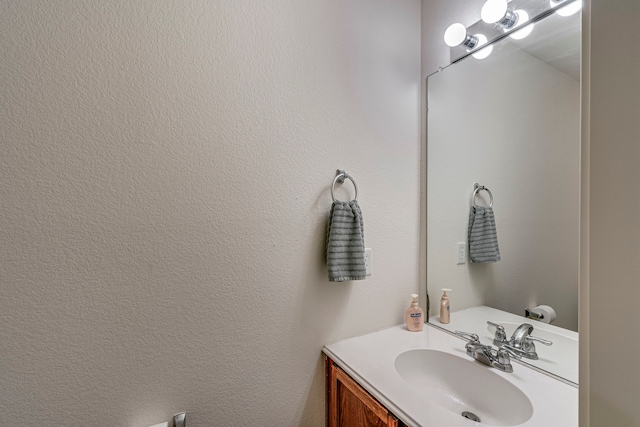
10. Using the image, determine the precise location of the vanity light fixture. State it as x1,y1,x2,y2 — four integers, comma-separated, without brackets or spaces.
481,0,534,40
550,0,582,16
471,35,494,59
509,10,534,40
481,0,519,28
444,23,479,49
444,0,581,63
444,23,493,60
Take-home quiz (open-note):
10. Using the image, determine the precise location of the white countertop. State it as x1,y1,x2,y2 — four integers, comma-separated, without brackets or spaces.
323,323,578,427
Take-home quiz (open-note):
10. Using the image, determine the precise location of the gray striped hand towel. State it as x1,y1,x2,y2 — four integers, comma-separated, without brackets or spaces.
468,205,501,263
326,200,366,282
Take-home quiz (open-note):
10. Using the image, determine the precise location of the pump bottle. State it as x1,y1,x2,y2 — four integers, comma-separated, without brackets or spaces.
439,288,452,324
405,294,424,332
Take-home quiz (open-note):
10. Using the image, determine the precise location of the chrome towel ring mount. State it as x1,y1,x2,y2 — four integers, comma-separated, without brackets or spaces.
472,183,493,208
331,169,359,202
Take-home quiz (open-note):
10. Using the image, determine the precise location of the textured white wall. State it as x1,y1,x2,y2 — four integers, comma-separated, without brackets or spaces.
0,1,421,426
584,0,640,425
426,44,580,331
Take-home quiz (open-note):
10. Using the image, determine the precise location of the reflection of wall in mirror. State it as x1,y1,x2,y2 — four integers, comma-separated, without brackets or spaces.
427,42,580,331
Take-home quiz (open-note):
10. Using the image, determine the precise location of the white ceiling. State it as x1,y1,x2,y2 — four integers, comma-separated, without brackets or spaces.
511,10,581,80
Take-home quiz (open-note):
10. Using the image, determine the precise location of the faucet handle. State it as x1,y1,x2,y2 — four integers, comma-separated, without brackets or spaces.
454,331,480,343
487,321,508,344
487,320,504,329
528,335,553,346
501,344,524,360
497,347,517,364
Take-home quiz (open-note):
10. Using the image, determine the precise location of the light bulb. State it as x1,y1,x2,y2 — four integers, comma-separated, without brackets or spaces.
471,34,493,60
444,23,467,47
444,23,479,49
551,0,582,16
481,0,509,24
509,10,534,40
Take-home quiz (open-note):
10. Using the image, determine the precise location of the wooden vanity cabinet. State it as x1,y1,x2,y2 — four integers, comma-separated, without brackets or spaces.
326,357,406,427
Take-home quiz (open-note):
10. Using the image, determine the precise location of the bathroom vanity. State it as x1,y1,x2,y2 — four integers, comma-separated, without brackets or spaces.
326,358,405,427
323,323,577,427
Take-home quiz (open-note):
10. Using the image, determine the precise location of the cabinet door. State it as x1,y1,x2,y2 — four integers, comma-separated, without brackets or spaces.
327,358,399,427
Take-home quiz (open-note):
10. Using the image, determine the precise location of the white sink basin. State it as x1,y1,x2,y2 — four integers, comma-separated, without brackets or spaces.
395,349,533,426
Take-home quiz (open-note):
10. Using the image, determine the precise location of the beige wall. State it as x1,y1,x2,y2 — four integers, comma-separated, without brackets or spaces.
583,0,640,425
0,1,421,426
420,0,485,313
426,44,580,330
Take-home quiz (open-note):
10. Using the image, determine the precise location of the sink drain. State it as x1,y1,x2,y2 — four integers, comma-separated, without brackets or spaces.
461,411,481,422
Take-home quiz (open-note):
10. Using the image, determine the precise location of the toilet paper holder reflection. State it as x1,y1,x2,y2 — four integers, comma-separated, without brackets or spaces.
525,305,556,324
525,307,544,320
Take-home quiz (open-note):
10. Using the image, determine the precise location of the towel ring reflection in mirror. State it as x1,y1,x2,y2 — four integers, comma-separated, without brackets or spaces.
331,169,359,202
472,183,493,208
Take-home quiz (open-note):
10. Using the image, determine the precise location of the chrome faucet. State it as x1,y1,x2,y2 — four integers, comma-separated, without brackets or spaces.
487,321,553,360
455,331,521,373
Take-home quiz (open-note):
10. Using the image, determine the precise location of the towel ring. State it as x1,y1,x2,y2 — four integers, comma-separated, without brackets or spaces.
331,170,358,202
472,183,493,208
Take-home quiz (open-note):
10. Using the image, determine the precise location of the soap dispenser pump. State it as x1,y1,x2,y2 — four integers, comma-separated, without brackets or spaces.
405,294,424,332
439,288,452,324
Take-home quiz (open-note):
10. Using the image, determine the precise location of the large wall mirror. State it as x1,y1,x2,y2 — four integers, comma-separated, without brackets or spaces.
426,6,580,384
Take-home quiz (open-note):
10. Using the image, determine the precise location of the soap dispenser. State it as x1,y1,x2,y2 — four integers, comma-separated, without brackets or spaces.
439,288,452,324
405,294,424,332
